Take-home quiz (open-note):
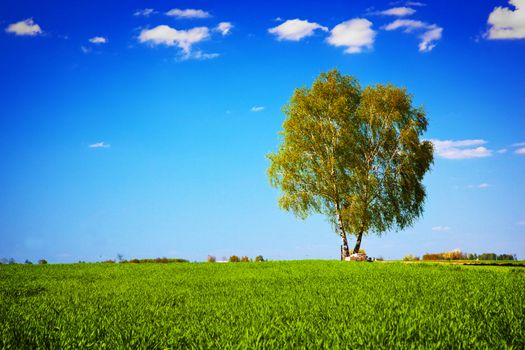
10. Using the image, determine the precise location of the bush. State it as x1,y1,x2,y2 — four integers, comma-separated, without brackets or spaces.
497,254,515,261
240,256,249,262
207,255,216,263
24,259,33,264
229,255,240,263
255,255,265,262
403,255,420,261
423,249,465,261
38,259,48,265
479,253,497,261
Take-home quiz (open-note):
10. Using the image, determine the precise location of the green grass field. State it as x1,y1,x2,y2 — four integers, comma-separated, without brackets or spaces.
1,261,524,349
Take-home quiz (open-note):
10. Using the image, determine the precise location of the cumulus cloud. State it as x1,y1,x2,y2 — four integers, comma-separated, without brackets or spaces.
430,139,492,159
215,22,233,36
384,19,443,52
89,36,107,44
251,106,265,112
89,142,110,149
515,147,525,154
166,8,211,19
327,18,376,53
5,18,42,36
487,0,525,39
378,7,416,16
268,19,328,41
134,8,156,17
139,25,209,53
432,226,451,232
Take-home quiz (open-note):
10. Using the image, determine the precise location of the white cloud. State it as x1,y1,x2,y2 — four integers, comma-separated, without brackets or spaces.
134,8,156,17
406,1,426,6
166,8,211,19
487,0,525,39
430,139,492,159
432,226,451,232
268,19,328,41
139,25,209,53
251,106,265,112
216,22,233,36
379,7,416,16
80,45,91,54
517,221,525,226
180,50,219,61
89,142,110,149
384,19,443,52
512,141,525,147
515,147,525,154
89,36,107,44
5,18,42,36
478,183,490,188
327,18,376,53
497,148,508,153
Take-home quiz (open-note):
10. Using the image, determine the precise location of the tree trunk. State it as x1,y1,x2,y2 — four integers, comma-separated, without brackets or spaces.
341,234,350,259
336,213,350,258
352,231,364,254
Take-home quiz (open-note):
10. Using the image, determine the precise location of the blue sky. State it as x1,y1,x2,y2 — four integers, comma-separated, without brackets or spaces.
1,0,524,263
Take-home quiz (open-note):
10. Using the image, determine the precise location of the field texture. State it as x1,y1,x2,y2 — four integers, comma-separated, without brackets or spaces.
1,261,524,349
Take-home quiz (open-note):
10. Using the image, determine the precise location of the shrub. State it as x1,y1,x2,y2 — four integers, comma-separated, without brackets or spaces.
479,253,497,261
240,256,249,262
103,259,115,264
497,254,515,261
467,253,478,260
255,255,265,262
207,255,216,263
38,259,48,265
403,255,420,261
8,258,16,265
229,255,240,263
442,249,464,260
24,259,33,264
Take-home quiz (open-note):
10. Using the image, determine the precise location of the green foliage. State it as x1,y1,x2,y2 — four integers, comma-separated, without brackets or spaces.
479,253,497,260
122,257,189,264
255,255,265,262
229,255,240,263
207,255,216,263
240,256,249,262
268,69,433,255
0,261,523,348
403,255,420,261
37,259,47,265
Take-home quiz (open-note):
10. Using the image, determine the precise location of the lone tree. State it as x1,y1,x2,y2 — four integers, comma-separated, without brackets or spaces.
268,69,433,258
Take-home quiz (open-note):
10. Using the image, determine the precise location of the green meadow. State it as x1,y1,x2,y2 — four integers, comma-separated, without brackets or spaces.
1,261,524,349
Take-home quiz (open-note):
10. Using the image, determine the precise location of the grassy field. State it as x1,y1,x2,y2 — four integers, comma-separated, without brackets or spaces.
1,261,524,349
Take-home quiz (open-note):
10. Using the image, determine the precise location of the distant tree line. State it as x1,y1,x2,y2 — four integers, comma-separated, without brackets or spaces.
207,255,265,263
0,258,47,265
404,250,517,261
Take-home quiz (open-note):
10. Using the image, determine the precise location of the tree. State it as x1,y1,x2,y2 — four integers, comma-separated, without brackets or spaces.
268,69,433,258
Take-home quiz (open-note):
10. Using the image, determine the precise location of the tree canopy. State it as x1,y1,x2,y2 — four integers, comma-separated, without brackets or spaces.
268,69,433,258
